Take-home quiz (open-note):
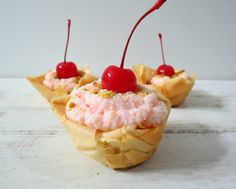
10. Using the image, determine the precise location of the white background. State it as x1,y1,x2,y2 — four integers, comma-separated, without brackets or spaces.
0,0,236,79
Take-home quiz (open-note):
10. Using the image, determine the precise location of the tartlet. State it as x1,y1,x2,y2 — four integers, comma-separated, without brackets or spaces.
27,68,97,102
132,64,195,107
51,81,171,169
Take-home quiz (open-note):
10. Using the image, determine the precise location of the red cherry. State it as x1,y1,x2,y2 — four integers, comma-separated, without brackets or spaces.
56,62,79,79
101,0,166,93
157,64,175,77
56,19,80,79
156,33,175,77
102,65,137,93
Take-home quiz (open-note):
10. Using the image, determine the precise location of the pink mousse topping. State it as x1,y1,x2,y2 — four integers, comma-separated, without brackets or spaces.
151,71,192,86
43,70,78,93
65,82,168,131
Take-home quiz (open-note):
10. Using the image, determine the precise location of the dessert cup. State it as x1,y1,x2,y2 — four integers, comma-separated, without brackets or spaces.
27,68,97,102
132,64,195,107
51,83,171,169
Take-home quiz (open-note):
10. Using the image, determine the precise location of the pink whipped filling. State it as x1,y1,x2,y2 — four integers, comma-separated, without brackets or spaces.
43,70,78,93
66,82,168,131
151,71,192,86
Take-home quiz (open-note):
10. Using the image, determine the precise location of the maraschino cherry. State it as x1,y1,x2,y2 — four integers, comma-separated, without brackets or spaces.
56,19,80,79
102,0,167,93
156,33,175,77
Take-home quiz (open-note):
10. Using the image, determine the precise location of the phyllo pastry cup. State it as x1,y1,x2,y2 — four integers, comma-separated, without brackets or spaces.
27,68,97,102
132,64,195,107
51,83,171,169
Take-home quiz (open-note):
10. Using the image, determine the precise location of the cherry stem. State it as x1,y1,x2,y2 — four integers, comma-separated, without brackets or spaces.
159,33,166,65
64,19,71,63
120,0,166,69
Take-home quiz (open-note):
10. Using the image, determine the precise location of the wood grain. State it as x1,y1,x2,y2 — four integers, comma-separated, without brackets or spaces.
0,79,236,189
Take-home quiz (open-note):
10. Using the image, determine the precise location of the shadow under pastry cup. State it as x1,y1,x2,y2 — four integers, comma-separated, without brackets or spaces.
51,85,171,169
132,64,195,107
27,68,97,102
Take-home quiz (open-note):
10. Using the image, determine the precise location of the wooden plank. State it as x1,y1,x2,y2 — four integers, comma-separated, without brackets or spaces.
0,131,235,189
0,79,236,132
0,79,236,189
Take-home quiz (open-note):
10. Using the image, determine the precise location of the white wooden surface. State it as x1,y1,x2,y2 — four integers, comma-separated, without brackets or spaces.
0,79,236,189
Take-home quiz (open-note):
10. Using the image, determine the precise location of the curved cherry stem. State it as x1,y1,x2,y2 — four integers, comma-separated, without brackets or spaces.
120,0,166,68
64,19,71,63
158,33,166,65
